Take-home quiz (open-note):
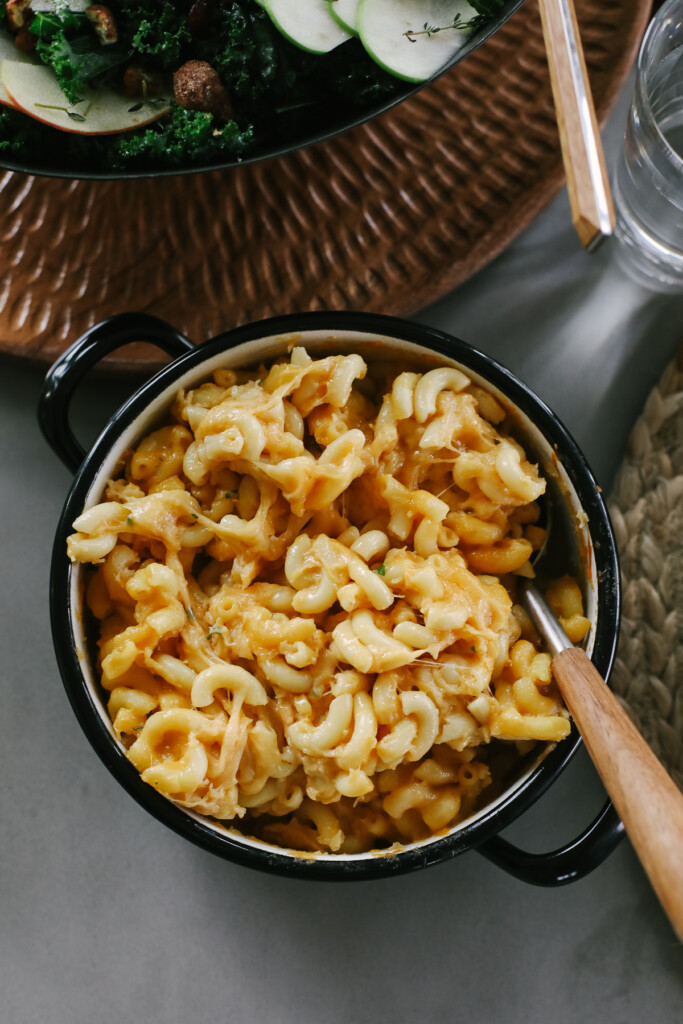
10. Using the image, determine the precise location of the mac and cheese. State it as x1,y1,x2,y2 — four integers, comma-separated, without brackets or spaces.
67,347,589,853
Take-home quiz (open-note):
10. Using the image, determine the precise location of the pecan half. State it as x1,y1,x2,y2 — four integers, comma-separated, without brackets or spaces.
173,60,234,122
5,0,32,32
85,5,118,45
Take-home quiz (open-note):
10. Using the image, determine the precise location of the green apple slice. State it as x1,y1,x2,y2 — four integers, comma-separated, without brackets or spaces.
358,0,478,82
326,0,360,36
264,0,352,54
1,60,171,134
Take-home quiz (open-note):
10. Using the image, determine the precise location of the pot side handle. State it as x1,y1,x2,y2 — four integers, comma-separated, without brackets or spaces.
476,798,624,886
38,313,195,473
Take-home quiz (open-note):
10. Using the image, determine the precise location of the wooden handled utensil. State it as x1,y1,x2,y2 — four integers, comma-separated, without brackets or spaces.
538,0,616,249
521,579,683,942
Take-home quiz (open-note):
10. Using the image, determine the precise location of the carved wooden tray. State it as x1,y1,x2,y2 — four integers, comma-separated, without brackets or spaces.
0,0,650,370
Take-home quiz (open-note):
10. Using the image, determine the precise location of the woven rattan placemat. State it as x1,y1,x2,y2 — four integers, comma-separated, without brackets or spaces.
0,0,649,370
609,347,683,789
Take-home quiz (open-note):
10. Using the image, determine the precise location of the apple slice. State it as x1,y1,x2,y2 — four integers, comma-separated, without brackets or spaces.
0,31,38,108
358,0,477,83
1,59,171,134
327,0,360,36
264,0,352,54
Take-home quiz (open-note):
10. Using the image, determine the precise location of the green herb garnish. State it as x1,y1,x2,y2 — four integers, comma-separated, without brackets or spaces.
374,565,386,576
404,14,482,42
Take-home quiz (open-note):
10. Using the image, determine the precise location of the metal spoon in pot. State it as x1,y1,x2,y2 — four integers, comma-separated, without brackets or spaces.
519,573,683,942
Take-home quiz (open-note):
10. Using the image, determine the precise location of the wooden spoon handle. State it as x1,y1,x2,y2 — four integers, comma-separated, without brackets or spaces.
538,0,615,248
553,646,683,941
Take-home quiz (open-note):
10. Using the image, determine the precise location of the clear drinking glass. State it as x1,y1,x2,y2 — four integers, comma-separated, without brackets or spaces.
613,0,683,290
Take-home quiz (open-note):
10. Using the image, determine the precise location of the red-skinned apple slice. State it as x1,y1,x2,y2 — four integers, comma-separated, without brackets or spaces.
1,59,171,133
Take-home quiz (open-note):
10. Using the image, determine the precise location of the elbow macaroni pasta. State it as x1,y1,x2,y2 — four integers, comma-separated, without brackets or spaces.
67,348,590,853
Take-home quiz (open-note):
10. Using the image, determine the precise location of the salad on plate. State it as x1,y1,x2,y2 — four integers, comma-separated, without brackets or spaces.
0,0,505,172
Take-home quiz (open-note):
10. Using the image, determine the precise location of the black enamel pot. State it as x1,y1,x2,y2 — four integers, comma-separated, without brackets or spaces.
40,311,622,881
3,2,525,179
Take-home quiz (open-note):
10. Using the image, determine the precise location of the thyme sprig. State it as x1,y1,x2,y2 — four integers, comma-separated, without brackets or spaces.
404,15,480,42
35,101,91,122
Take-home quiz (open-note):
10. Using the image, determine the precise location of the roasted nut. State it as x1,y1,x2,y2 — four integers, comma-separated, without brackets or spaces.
13,23,36,53
123,65,166,100
5,0,32,31
173,60,234,122
85,4,118,45
186,0,212,37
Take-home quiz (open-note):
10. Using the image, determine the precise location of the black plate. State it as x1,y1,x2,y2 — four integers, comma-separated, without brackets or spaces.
0,1,525,180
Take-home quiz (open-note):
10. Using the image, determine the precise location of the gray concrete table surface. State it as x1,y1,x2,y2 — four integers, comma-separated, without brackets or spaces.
2,84,683,1024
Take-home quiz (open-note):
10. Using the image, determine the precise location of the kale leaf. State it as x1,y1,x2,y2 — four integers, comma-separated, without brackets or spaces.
0,106,43,159
31,11,128,105
114,0,190,69
30,9,83,40
192,1,290,107
108,104,254,169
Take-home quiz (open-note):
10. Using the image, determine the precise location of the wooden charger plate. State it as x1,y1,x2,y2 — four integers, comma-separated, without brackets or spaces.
1,0,650,371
